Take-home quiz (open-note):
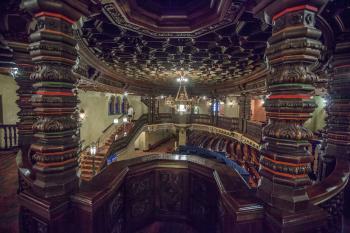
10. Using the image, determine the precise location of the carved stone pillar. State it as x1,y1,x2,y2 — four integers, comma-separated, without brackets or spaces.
178,127,187,146
9,42,35,170
238,95,251,132
23,1,80,198
147,96,156,124
256,2,327,232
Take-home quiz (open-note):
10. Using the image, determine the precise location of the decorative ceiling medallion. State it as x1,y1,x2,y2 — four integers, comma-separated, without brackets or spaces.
102,0,246,37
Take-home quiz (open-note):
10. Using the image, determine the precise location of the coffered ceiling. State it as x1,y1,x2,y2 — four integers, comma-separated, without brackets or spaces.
75,0,270,93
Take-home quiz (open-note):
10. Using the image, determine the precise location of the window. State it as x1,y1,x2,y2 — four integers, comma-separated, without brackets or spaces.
122,96,129,114
115,96,121,114
108,96,115,115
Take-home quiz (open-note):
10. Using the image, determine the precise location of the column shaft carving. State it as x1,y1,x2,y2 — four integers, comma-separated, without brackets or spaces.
256,3,329,232
259,5,324,211
10,42,35,170
24,7,79,198
326,33,350,161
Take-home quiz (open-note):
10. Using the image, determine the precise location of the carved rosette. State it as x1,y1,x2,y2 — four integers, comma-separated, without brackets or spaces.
257,5,324,212
24,9,79,197
326,33,350,161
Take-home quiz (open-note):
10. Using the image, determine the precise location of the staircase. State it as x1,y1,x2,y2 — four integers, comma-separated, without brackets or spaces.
79,121,134,181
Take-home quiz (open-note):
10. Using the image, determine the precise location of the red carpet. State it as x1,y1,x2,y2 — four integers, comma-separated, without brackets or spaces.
0,151,19,233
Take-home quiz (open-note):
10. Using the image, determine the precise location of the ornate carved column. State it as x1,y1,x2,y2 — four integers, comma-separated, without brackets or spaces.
147,95,156,124
327,32,350,224
9,42,35,170
23,1,81,198
256,2,327,232
326,33,350,162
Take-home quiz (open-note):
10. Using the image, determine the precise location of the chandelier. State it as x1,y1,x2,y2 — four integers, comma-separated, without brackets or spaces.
165,74,193,112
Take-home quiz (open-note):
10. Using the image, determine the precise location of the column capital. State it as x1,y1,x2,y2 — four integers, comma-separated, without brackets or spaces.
22,0,90,21
254,0,329,25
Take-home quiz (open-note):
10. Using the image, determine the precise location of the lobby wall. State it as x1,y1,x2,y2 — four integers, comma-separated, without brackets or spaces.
304,95,326,132
251,99,266,122
78,90,122,146
127,95,148,119
223,97,239,118
79,93,148,147
0,74,19,124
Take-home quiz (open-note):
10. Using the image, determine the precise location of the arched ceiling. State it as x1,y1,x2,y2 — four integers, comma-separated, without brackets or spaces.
75,0,271,94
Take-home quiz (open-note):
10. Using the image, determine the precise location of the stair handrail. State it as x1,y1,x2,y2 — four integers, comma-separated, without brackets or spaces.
78,115,124,168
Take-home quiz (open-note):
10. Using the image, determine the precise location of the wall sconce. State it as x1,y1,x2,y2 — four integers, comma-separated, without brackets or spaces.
113,118,119,124
79,109,86,120
124,91,128,96
227,96,237,107
90,144,97,157
123,116,128,123
10,67,18,77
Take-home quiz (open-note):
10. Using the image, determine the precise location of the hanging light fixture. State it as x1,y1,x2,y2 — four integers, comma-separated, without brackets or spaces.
165,70,194,113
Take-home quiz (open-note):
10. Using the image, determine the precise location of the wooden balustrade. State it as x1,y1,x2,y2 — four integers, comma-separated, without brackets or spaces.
154,112,173,123
0,124,18,151
244,120,264,143
307,159,350,233
72,154,264,233
191,114,212,125
217,116,239,131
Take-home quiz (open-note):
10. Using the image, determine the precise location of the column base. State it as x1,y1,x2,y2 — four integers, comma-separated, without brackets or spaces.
18,191,73,233
264,205,327,233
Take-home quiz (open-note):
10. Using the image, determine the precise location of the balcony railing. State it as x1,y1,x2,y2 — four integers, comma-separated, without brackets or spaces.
191,114,212,125
0,124,18,151
217,116,239,131
244,120,265,143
